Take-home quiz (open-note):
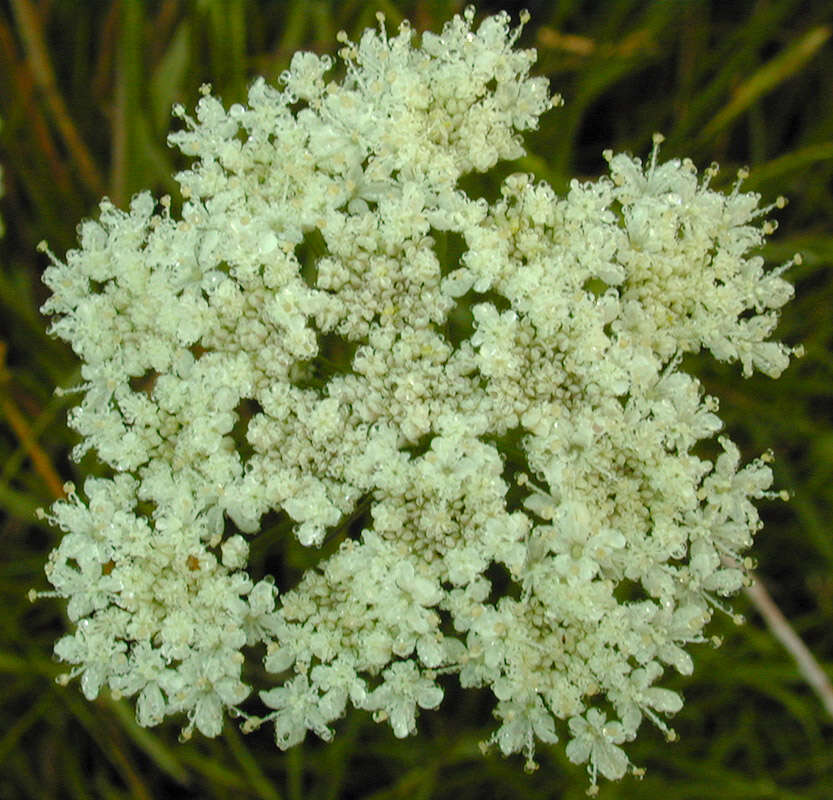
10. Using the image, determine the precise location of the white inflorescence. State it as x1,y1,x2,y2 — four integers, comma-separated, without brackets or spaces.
36,7,799,792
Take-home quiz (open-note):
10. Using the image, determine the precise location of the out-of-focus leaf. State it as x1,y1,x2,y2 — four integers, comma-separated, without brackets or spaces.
701,25,832,142
149,19,192,134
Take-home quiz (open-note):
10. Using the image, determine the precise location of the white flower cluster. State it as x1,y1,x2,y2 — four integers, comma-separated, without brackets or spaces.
36,7,799,792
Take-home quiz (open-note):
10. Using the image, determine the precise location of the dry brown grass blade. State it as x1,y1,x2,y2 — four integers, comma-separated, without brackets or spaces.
0,19,75,199
10,0,105,197
0,341,66,503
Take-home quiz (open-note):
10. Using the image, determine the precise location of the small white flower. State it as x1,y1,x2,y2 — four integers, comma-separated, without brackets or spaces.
260,674,335,748
566,709,631,786
364,661,443,739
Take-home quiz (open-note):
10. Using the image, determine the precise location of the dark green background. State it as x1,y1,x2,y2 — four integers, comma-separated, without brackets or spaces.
1,1,831,797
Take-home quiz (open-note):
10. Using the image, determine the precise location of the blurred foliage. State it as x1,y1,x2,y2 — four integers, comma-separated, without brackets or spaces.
0,0,832,797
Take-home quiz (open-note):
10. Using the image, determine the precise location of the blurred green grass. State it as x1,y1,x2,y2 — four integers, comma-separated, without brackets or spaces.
0,0,831,797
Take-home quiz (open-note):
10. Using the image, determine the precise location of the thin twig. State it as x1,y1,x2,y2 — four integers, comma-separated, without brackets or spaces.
729,556,833,720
